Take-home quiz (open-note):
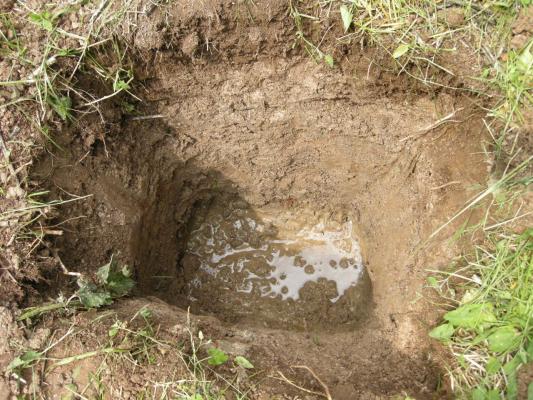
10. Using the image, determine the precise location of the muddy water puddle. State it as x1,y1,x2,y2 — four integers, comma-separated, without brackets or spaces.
177,197,372,329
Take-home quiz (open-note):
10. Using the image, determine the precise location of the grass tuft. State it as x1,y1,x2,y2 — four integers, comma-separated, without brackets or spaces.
10,304,254,399
429,229,532,399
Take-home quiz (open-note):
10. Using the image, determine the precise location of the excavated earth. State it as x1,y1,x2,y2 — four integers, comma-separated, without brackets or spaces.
5,0,492,398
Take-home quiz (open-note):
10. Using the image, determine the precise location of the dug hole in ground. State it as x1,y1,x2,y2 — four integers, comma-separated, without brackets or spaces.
1,0,495,398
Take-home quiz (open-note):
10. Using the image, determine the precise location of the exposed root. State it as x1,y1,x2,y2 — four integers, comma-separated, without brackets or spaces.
273,366,332,400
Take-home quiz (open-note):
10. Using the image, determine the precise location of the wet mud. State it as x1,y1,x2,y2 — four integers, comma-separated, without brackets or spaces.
176,194,371,329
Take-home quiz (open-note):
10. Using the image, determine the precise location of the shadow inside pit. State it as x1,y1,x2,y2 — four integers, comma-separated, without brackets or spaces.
32,116,373,332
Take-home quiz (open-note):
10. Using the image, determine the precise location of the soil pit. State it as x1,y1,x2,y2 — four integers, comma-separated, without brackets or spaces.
31,3,489,397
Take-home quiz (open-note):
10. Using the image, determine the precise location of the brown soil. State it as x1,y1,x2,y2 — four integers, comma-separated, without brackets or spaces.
1,0,493,398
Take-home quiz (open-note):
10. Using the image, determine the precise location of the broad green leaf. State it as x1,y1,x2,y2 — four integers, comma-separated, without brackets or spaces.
339,5,353,32
427,276,438,288
28,12,55,31
207,347,228,366
518,348,529,364
485,357,502,375
324,54,334,67
527,340,533,361
528,382,533,400
235,356,254,369
517,42,533,73
8,350,42,371
429,323,454,341
510,302,529,323
76,259,134,309
487,326,520,353
472,387,486,400
473,388,500,400
444,303,496,329
392,44,410,59
503,355,521,399
507,375,518,399
17,350,42,363
503,354,521,376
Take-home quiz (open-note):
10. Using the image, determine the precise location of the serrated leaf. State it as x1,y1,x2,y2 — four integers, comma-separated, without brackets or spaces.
77,283,112,308
96,262,111,283
235,356,254,369
96,260,135,298
429,323,455,341
339,5,353,32
113,80,130,92
487,326,520,353
444,303,496,329
76,258,134,309
207,347,228,366
107,269,134,297
392,43,410,59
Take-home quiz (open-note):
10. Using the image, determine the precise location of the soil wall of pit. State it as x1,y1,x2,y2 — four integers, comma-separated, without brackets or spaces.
31,0,489,398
